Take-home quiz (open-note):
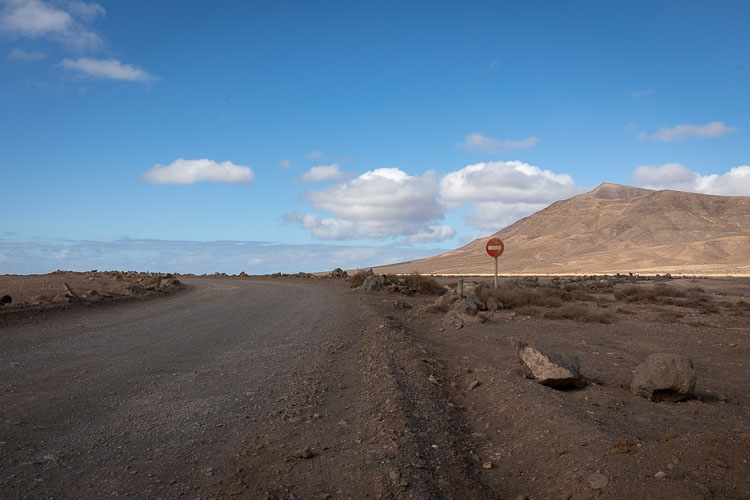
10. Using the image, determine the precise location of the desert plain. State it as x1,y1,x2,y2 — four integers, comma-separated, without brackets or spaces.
1,267,749,499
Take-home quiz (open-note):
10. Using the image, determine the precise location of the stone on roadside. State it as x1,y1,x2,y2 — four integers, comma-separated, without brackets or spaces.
362,276,381,291
586,472,608,490
510,338,582,388
293,447,314,459
450,298,478,316
465,293,487,311
486,296,502,311
126,283,145,294
52,294,71,304
630,353,696,402
434,291,460,309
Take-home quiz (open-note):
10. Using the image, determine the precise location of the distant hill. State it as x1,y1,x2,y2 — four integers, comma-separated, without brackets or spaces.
376,183,750,276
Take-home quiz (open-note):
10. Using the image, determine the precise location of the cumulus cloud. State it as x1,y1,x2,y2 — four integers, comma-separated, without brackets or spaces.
8,47,45,60
459,132,539,153
406,225,456,243
290,168,454,242
306,150,323,159
60,57,155,82
0,0,104,51
633,163,750,196
299,163,347,183
141,159,255,185
278,158,291,169
440,160,584,231
639,121,738,142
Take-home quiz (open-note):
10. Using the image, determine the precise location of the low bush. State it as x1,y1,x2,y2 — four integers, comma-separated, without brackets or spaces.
543,304,614,324
348,270,371,288
478,285,595,310
388,272,444,295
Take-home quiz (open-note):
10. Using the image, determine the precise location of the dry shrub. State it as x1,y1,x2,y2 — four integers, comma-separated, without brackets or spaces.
616,306,635,315
614,284,715,311
421,303,449,314
515,306,538,316
348,270,371,288
735,300,750,311
387,272,443,295
478,285,594,310
543,304,614,324
660,310,685,323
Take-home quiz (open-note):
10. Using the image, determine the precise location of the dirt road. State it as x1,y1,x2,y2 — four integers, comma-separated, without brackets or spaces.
4,275,749,499
1,277,392,498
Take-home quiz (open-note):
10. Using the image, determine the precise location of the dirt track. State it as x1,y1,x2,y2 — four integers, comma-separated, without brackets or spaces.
2,276,749,499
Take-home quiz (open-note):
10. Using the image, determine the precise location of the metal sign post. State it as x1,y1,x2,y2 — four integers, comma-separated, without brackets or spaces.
485,238,505,289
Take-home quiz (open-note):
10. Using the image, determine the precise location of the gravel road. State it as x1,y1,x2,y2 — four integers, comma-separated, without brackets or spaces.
0,277,370,498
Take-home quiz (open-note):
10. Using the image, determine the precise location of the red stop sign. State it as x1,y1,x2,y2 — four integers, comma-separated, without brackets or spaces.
486,238,504,258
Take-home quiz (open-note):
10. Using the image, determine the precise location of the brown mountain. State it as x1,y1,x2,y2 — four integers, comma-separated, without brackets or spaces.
376,183,750,276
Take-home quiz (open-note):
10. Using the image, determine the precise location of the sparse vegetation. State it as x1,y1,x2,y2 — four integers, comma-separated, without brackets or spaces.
478,285,595,310
390,273,444,295
659,310,685,323
543,304,614,324
613,284,717,312
348,270,371,288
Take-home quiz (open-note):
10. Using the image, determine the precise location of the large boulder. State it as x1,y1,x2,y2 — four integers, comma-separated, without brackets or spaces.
630,353,696,402
362,276,381,291
434,291,460,309
510,338,581,388
464,293,487,311
450,298,478,316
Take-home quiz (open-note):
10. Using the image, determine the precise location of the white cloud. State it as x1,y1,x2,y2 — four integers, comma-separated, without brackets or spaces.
630,89,652,97
278,158,291,169
299,163,347,183
488,59,499,70
290,168,453,241
639,121,738,142
0,253,7,262
60,57,155,82
460,132,539,153
406,225,456,243
440,160,584,231
141,159,255,185
306,150,323,159
8,47,45,60
0,0,104,51
633,163,750,196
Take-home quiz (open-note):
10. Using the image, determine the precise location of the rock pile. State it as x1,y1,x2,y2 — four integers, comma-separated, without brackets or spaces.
358,273,418,295
269,272,315,279
328,268,348,279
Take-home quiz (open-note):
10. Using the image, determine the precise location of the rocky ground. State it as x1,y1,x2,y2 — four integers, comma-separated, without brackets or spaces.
1,270,749,498
0,270,183,325
338,272,750,499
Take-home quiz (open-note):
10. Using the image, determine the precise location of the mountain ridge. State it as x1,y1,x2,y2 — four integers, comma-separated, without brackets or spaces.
375,183,750,275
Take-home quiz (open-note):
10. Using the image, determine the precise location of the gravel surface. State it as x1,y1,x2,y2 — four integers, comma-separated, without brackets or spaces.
3,275,749,499
1,277,381,498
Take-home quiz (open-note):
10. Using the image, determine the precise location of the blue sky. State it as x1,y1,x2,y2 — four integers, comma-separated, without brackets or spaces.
1,1,748,274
